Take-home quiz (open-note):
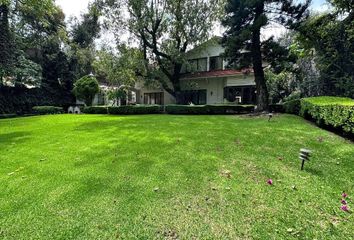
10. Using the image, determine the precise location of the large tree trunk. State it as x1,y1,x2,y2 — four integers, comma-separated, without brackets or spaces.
251,4,269,112
0,4,13,83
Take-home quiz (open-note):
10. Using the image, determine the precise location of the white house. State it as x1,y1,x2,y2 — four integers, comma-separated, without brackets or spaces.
135,38,256,105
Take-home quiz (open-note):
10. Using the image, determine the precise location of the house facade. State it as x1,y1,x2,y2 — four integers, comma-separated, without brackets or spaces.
135,38,256,105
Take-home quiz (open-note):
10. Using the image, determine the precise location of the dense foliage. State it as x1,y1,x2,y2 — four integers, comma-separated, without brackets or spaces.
72,75,100,106
0,0,102,114
0,85,73,114
297,1,354,98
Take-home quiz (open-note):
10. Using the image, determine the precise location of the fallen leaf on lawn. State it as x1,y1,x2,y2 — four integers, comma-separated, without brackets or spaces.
8,172,15,176
220,169,232,179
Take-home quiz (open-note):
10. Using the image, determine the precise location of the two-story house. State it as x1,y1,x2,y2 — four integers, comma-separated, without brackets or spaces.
135,38,256,105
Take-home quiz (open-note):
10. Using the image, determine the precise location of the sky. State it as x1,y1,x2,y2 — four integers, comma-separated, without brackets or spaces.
55,0,330,45
56,0,329,20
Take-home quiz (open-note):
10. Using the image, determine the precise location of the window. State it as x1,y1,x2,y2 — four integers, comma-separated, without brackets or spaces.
209,56,223,71
223,86,256,104
179,90,207,105
144,92,164,105
187,58,207,72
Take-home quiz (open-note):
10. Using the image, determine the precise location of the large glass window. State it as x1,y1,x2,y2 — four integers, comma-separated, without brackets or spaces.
223,86,256,104
144,92,164,105
209,56,223,71
187,58,207,72
179,90,207,105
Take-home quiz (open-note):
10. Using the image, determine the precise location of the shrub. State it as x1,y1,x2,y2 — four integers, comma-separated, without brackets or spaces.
0,114,18,119
283,99,301,114
165,105,207,114
269,104,284,113
165,105,254,115
32,106,64,115
72,75,100,106
83,106,108,114
108,105,162,115
299,97,354,134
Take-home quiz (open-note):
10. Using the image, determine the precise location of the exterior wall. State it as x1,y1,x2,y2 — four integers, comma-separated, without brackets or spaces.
132,40,256,105
182,43,227,73
136,87,176,105
180,73,255,105
180,78,224,104
226,74,255,87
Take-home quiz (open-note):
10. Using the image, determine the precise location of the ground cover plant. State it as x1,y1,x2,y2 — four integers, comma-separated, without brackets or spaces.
0,114,353,239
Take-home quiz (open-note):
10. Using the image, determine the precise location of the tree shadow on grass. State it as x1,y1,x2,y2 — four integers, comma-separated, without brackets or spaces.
305,167,324,177
0,132,31,146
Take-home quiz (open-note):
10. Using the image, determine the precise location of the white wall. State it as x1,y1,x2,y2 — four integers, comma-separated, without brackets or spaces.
180,77,226,104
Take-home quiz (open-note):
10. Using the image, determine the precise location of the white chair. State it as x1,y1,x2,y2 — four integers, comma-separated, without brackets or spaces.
74,106,81,114
68,106,74,114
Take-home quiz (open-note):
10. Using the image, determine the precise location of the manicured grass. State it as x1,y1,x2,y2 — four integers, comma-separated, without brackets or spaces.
0,114,353,239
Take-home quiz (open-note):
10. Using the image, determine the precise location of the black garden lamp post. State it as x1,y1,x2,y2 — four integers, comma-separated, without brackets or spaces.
299,148,312,170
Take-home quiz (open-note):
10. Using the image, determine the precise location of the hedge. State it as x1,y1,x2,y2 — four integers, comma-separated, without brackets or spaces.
0,85,74,114
0,114,18,119
165,105,254,115
83,106,108,114
269,104,284,113
108,105,162,115
283,99,301,115
299,97,354,134
32,106,64,115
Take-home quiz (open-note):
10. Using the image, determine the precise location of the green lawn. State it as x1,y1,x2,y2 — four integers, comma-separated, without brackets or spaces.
0,114,353,239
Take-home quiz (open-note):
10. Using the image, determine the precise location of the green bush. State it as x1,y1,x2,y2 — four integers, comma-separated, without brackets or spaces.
269,104,284,113
32,106,64,115
166,105,207,114
165,105,254,115
108,105,162,115
83,106,108,114
0,114,18,119
72,75,100,106
299,97,354,134
283,99,301,114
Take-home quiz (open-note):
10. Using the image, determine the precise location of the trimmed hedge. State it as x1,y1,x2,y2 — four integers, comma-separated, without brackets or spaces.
165,105,254,115
283,99,301,115
299,97,354,134
83,106,108,114
108,105,162,115
0,114,18,119
269,104,284,113
32,106,64,115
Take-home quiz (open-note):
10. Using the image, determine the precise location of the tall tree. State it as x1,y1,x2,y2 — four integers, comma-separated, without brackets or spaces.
69,1,102,79
222,0,310,111
102,0,224,103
